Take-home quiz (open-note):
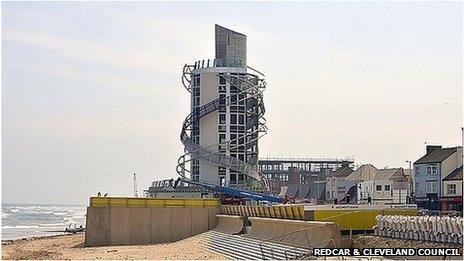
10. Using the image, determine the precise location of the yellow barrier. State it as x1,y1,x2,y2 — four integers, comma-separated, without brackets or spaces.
313,209,417,231
219,204,306,220
251,206,257,217
269,207,276,218
286,206,294,219
89,197,220,208
219,204,416,230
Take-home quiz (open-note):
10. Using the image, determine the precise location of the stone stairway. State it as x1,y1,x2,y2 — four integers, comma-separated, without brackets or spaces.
197,230,311,260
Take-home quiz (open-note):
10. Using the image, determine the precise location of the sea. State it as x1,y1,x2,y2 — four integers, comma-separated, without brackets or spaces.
1,203,86,241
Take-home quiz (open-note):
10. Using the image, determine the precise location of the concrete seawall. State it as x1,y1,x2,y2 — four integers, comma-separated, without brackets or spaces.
85,200,220,247
246,217,346,248
214,214,245,234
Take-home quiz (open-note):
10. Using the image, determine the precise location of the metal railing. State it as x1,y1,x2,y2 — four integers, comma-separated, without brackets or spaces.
259,156,355,162
193,58,245,69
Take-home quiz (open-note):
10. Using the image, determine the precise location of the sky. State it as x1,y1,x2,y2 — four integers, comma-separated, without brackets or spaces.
2,2,462,205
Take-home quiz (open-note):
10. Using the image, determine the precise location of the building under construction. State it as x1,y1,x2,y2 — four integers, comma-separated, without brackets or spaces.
176,25,268,191
259,157,354,196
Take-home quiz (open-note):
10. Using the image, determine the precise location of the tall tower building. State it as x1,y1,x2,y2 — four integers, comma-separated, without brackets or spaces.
178,25,268,190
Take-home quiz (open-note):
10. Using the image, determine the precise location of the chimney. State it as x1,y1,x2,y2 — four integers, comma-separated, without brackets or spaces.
426,145,442,154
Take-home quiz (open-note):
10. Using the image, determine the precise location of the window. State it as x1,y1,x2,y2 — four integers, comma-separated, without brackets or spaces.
195,77,200,86
231,114,237,124
238,154,245,161
219,134,226,143
384,185,390,191
447,184,456,195
426,181,437,194
427,165,437,175
218,125,226,132
219,114,226,124
219,76,226,84
219,94,226,105
238,114,245,125
376,185,382,191
415,182,420,193
193,97,200,107
230,134,237,145
415,166,420,176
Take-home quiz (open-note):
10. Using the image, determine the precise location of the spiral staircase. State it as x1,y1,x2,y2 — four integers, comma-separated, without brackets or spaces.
176,60,269,191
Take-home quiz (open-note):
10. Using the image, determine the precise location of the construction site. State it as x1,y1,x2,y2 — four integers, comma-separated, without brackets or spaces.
82,25,463,260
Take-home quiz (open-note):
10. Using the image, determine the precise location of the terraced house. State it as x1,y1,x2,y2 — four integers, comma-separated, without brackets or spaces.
413,145,463,211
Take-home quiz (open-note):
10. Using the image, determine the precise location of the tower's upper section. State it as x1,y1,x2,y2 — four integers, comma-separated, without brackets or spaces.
215,25,246,67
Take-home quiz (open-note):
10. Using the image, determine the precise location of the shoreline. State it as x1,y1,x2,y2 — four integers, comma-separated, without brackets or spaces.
2,232,77,245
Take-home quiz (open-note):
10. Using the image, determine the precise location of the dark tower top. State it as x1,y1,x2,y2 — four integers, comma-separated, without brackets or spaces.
215,24,246,67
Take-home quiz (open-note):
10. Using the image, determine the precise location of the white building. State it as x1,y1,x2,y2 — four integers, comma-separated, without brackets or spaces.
346,165,410,204
325,165,356,203
441,166,463,212
177,25,267,190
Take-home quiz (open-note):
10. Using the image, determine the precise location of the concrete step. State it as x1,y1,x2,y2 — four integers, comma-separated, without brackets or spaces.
204,230,307,249
199,232,300,256
202,240,263,260
197,230,310,260
199,233,305,258
204,230,309,254
201,239,306,260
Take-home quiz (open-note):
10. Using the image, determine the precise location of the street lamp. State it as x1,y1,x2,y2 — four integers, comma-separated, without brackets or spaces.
406,160,413,203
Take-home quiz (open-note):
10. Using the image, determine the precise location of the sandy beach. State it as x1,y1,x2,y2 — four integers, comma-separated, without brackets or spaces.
4,232,463,260
2,233,226,260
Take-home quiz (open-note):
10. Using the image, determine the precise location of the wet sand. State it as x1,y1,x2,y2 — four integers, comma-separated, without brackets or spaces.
2,233,225,260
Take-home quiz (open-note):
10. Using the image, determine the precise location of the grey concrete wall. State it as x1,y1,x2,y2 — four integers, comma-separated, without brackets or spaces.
215,24,247,66
84,207,110,246
151,208,172,243
110,208,131,245
208,208,220,229
85,207,217,247
192,208,209,234
130,208,150,245
171,208,192,242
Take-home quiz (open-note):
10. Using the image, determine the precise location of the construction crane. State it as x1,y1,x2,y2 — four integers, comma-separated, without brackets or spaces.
133,173,139,198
